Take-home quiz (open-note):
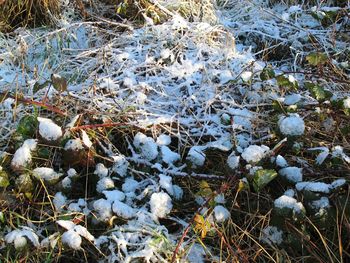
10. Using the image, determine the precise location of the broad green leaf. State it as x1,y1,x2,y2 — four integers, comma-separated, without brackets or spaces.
33,80,50,94
197,180,212,197
305,82,332,102
306,52,328,66
276,75,298,90
252,169,278,192
17,115,38,138
260,67,275,81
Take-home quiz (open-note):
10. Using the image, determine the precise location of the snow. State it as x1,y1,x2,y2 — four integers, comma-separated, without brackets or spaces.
103,189,125,202
112,201,137,219
53,192,67,212
311,197,330,210
276,155,288,168
279,167,303,183
261,226,283,246
343,97,350,108
213,205,230,222
67,168,78,178
96,177,115,193
330,179,346,189
278,114,305,136
122,178,139,193
241,145,270,163
93,199,113,221
133,133,159,161
32,167,62,183
158,174,174,196
5,227,40,249
61,230,82,250
274,195,304,213
187,146,206,167
161,145,180,164
11,139,37,171
37,117,62,141
241,71,252,82
284,94,301,105
94,163,109,178
64,138,84,151
150,192,173,218
227,152,240,169
214,194,226,204
296,181,330,193
157,134,171,146
112,155,129,177
61,177,72,188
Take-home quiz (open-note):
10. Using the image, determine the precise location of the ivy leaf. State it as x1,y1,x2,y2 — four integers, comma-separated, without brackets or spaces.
276,75,298,90
260,67,275,81
17,115,38,138
306,52,328,66
252,169,278,192
305,82,332,102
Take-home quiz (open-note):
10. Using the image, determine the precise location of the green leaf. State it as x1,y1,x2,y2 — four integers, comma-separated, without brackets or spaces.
17,115,38,138
276,75,298,90
33,80,50,94
252,169,278,192
306,52,328,66
305,82,332,102
260,67,275,81
0,170,9,188
51,74,67,93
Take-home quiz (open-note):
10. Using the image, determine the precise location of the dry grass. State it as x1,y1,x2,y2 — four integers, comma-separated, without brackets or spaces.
0,0,61,32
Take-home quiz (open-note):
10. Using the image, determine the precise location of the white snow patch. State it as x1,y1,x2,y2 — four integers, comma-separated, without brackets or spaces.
11,139,37,170
279,167,303,183
274,195,304,213
296,182,330,193
96,177,115,193
93,199,113,221
241,145,270,163
161,145,180,164
158,174,174,196
133,132,158,161
213,205,230,222
61,230,82,250
112,201,137,219
278,114,305,136
81,130,93,148
150,192,172,218
284,94,301,105
311,197,330,210
5,227,40,249
112,155,129,177
37,117,62,141
32,167,62,183
103,189,125,202
187,146,206,167
276,155,288,168
94,163,109,178
64,138,84,151
53,192,67,212
261,226,283,245
227,152,240,169
156,134,171,146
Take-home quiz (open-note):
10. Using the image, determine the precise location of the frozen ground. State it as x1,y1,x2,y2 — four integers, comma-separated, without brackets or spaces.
0,0,349,262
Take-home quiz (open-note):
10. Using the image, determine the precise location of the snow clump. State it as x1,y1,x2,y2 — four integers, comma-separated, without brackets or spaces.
133,132,159,161
32,167,62,184
112,155,129,177
227,152,240,169
150,192,172,218
11,139,37,171
261,226,283,245
187,146,206,167
57,220,94,250
37,117,62,141
213,205,231,222
241,145,270,163
274,194,304,214
5,227,40,250
278,114,305,136
279,167,303,183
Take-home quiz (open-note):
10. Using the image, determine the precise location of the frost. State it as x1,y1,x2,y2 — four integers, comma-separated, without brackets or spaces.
103,189,125,202
261,226,283,246
279,167,303,183
93,199,113,221
213,205,230,222
187,146,206,167
241,145,270,163
278,114,305,136
11,139,37,171
37,117,62,141
122,178,139,193
150,192,172,218
284,94,301,105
